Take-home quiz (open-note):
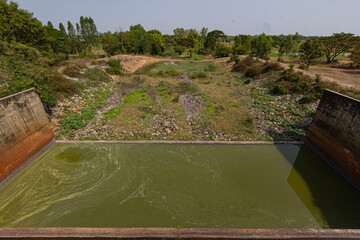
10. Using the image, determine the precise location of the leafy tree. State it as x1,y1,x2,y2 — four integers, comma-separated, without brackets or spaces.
251,33,272,58
279,34,294,55
214,46,231,58
101,34,121,55
350,44,360,67
234,35,251,54
59,23,66,35
0,0,45,45
205,30,225,50
47,21,53,28
129,24,148,54
67,21,76,37
299,38,324,69
200,27,208,37
148,32,164,55
320,33,356,63
79,16,99,54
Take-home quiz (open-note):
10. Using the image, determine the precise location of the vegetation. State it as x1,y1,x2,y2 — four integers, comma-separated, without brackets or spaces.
299,39,324,69
1,0,360,143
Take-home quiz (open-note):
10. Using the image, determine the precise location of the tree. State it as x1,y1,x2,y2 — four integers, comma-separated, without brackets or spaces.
0,0,45,45
47,21,53,28
234,35,252,54
320,33,356,63
148,32,164,55
205,30,225,50
129,24,148,54
79,16,99,54
101,34,121,55
59,23,66,35
67,21,76,37
350,45,360,67
278,34,294,55
299,38,324,69
200,27,208,37
251,33,272,58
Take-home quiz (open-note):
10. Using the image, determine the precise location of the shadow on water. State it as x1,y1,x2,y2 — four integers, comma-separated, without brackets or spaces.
277,144,360,228
55,147,96,163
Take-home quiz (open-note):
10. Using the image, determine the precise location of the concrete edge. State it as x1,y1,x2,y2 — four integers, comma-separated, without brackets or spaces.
0,88,36,102
56,140,304,145
0,228,359,239
0,138,55,189
325,89,360,103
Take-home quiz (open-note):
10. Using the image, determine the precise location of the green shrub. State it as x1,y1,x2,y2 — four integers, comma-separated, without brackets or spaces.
214,46,232,58
264,62,282,72
63,66,80,78
299,64,307,70
299,94,318,104
106,59,123,75
189,72,208,79
230,55,240,63
271,82,289,95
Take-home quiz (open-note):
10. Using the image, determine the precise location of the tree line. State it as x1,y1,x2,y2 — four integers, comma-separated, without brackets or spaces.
1,0,360,67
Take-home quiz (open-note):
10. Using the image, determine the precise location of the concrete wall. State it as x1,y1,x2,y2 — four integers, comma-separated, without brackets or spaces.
0,88,54,182
306,90,360,187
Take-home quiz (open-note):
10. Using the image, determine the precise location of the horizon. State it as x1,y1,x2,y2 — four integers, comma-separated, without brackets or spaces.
14,0,360,36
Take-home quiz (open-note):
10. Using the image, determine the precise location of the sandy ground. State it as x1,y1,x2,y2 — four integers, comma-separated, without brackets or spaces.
58,55,179,74
216,56,360,90
59,54,359,90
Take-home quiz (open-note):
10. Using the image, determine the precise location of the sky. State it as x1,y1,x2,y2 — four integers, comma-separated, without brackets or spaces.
14,0,360,36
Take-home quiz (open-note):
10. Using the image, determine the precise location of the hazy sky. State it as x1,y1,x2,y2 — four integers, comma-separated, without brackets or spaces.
14,0,360,36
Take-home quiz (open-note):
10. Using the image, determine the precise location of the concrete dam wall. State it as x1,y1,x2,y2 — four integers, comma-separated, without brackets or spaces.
306,90,360,188
0,88,54,182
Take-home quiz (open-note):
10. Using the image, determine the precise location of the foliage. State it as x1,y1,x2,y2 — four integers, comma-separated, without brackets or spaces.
214,46,232,58
101,34,122,55
148,32,164,55
299,39,324,68
278,35,294,55
63,66,80,77
205,30,225,50
232,56,282,78
251,33,273,59
106,59,123,75
320,33,357,63
0,42,76,106
350,45,360,66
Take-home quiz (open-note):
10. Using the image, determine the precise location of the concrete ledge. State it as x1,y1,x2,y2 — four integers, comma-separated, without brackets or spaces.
0,228,359,239
56,140,304,145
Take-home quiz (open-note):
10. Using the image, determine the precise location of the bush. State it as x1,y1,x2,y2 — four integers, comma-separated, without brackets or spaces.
189,72,208,79
271,82,289,95
244,78,252,84
63,66,80,78
214,46,232,58
230,55,240,63
264,62,282,72
245,65,263,78
299,64,307,70
106,59,123,75
299,94,318,104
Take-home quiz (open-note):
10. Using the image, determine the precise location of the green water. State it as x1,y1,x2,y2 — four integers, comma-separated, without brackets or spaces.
0,143,360,228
